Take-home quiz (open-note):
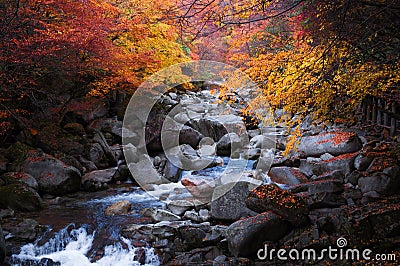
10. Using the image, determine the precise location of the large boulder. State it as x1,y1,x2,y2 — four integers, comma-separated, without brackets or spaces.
211,182,257,221
246,184,309,226
1,172,39,190
298,131,362,158
299,152,357,177
178,126,204,149
191,115,246,141
0,183,43,211
18,151,81,196
81,168,117,192
226,211,290,257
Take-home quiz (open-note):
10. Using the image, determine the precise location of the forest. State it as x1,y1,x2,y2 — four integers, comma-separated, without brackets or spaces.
1,0,399,143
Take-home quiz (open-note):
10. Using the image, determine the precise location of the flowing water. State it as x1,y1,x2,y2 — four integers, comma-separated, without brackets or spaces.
9,157,257,266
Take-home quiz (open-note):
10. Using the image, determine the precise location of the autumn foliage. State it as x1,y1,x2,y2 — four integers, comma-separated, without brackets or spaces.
0,0,189,139
1,0,399,143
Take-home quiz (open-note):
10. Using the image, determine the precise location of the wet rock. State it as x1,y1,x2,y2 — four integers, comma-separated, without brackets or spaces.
298,131,362,158
268,167,308,186
216,133,242,156
167,200,194,216
226,211,290,257
0,225,5,263
211,182,257,221
246,184,309,226
1,172,38,190
104,200,131,216
0,183,43,211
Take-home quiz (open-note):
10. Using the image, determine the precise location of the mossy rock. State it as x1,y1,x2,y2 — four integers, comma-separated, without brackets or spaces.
0,183,43,212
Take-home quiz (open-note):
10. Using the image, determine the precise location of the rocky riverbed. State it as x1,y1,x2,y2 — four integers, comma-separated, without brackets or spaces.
1,88,400,265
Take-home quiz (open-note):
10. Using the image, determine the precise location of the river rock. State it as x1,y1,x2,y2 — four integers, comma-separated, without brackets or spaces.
191,115,246,141
81,168,117,192
163,160,181,182
211,182,257,221
298,131,362,158
146,208,181,222
178,126,204,149
249,135,276,150
0,183,43,211
216,133,242,156
246,184,309,226
181,177,215,202
226,211,290,257
18,151,81,196
2,172,39,190
299,152,357,177
128,155,164,189
268,167,308,186
104,200,131,216
167,200,194,216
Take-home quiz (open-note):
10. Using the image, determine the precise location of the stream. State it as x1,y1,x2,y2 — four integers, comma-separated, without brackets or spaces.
9,157,255,266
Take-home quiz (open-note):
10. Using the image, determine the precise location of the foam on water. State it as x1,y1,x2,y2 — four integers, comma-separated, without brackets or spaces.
11,225,160,266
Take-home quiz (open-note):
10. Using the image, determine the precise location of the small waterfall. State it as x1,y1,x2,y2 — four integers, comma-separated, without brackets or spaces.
11,224,159,266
